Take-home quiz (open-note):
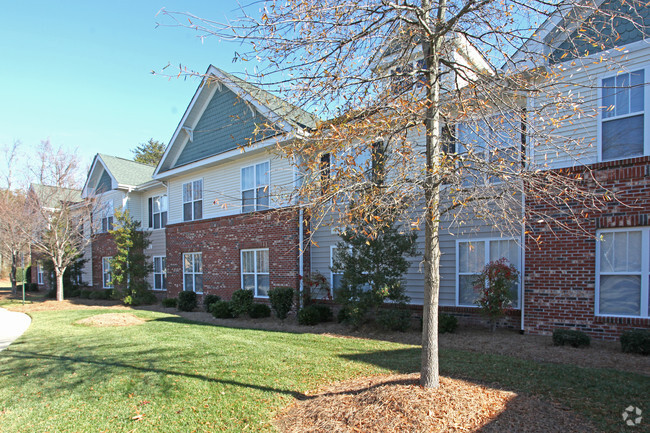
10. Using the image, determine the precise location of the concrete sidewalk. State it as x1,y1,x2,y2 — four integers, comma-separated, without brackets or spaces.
0,307,31,351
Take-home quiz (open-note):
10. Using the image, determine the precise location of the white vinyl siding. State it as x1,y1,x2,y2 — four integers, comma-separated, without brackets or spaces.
182,179,203,222
102,257,113,289
241,161,270,212
183,252,203,293
596,228,649,318
153,256,166,291
241,249,270,297
457,238,521,308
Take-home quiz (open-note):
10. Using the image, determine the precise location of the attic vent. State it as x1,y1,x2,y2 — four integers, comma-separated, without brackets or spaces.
182,126,194,142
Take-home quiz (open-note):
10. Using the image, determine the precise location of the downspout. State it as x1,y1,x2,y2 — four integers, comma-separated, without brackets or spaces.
298,207,304,309
520,188,526,334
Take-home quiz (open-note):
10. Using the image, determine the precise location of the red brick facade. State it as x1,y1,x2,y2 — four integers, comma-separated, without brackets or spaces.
165,208,304,301
524,156,650,339
30,251,52,291
91,232,117,289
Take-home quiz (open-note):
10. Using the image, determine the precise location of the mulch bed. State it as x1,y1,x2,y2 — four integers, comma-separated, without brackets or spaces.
75,313,145,327
275,373,597,433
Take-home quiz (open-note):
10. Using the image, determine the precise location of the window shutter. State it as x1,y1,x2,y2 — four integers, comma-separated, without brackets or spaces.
148,197,153,228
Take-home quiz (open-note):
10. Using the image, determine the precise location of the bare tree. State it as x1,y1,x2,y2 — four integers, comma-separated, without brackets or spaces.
0,140,35,294
28,141,94,301
160,1,647,387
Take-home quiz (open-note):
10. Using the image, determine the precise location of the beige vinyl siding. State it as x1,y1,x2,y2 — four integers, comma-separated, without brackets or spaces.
145,229,167,289
530,42,650,169
124,191,142,224
167,148,295,225
141,185,168,229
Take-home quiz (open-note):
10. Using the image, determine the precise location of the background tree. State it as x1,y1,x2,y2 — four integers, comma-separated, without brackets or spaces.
29,141,93,302
109,208,155,305
162,1,647,387
132,138,165,166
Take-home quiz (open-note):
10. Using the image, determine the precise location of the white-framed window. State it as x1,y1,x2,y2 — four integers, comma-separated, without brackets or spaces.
241,248,270,297
153,256,166,291
596,228,649,318
101,201,114,233
330,245,344,293
600,69,647,161
149,195,168,229
37,262,44,285
457,238,521,308
182,180,203,222
183,252,203,293
102,257,113,289
241,162,270,212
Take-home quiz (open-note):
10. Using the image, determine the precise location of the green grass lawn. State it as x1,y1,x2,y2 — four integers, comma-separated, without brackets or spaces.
0,309,647,432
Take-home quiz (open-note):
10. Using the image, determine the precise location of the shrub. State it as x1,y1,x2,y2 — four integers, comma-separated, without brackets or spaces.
297,305,321,326
80,289,92,299
203,294,221,311
131,290,157,306
178,291,197,312
302,272,332,305
620,329,650,355
162,298,178,308
312,304,333,322
88,290,103,300
230,289,254,317
552,329,590,348
27,282,39,292
377,307,412,332
46,288,56,299
439,313,458,334
337,307,349,324
24,265,32,284
66,285,81,298
474,258,519,332
249,303,271,319
123,295,134,305
268,286,294,320
210,301,234,319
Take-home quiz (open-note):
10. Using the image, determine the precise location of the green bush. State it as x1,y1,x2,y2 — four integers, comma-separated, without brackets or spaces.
268,286,294,320
337,307,348,324
312,304,333,322
89,290,112,300
24,265,32,284
297,305,321,326
162,298,177,308
552,329,590,348
130,290,157,306
80,289,92,299
27,283,39,292
123,295,134,305
439,313,458,334
66,285,81,298
620,329,650,355
178,291,198,312
203,294,221,311
210,301,234,319
377,307,412,332
249,303,271,319
230,290,254,317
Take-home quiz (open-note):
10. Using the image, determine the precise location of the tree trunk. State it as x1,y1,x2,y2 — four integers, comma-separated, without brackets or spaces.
55,267,65,302
10,251,18,295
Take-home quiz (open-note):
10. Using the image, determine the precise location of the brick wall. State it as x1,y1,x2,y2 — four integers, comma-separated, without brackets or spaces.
91,232,117,289
30,251,52,291
165,208,303,301
525,156,650,340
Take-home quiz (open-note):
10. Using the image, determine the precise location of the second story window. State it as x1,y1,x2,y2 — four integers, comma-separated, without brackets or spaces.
601,69,645,161
241,162,270,213
101,201,114,233
149,195,168,229
183,180,203,222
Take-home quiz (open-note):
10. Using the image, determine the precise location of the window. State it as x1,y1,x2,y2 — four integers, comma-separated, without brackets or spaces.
149,195,168,229
600,69,646,161
153,256,166,291
182,180,203,222
330,246,344,294
102,257,113,289
183,252,203,293
457,239,520,307
241,249,270,297
241,162,270,212
101,201,114,233
37,262,44,285
596,228,649,318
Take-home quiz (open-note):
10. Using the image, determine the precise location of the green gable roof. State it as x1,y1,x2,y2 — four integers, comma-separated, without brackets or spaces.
98,154,155,187
30,183,82,209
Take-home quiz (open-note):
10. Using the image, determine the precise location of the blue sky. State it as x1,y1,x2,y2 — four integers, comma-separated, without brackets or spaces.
0,0,258,177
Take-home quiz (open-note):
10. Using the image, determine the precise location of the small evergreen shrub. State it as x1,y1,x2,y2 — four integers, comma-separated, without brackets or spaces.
66,286,81,298
203,294,221,311
46,288,57,299
162,298,178,308
80,289,92,299
620,329,650,355
210,300,234,319
27,283,39,292
439,313,458,334
249,303,271,319
552,329,590,348
178,291,198,312
230,289,254,317
312,304,333,322
297,305,321,326
268,286,294,320
89,290,104,300
123,295,134,305
337,307,349,324
377,307,412,332
132,290,157,305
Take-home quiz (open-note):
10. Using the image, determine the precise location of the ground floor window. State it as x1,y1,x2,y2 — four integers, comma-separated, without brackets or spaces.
241,249,269,297
37,262,44,285
457,238,520,307
153,256,166,291
183,252,203,293
102,257,113,288
330,246,344,293
596,228,649,318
